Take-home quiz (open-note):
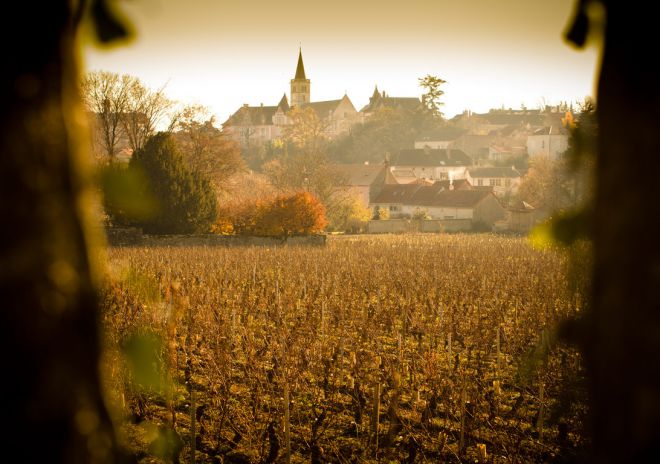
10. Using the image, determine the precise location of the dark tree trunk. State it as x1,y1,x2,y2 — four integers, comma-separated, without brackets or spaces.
585,0,660,461
0,2,121,463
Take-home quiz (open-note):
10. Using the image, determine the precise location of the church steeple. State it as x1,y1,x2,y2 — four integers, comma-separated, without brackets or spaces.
290,47,311,107
295,48,306,80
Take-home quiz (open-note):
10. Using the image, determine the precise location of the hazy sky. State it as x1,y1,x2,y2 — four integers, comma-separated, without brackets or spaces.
84,0,599,123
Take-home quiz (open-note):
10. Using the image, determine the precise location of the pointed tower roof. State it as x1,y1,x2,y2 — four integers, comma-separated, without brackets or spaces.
294,48,307,80
277,93,290,111
371,85,380,100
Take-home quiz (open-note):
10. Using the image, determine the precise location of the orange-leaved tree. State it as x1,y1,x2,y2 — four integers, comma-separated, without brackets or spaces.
215,192,327,237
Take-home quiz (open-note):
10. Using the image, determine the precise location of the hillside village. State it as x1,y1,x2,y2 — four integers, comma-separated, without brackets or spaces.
87,49,588,235
217,49,578,233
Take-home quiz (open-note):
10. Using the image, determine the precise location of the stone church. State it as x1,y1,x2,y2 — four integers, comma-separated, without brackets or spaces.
222,49,359,147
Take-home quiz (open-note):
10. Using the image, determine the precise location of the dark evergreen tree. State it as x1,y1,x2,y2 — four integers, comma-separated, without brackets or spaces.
129,132,216,234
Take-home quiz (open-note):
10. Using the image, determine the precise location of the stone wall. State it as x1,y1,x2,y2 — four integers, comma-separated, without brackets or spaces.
105,227,143,246
105,228,327,247
367,219,472,234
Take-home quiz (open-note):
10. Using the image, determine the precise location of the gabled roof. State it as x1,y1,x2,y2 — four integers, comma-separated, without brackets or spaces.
391,148,471,167
223,104,278,127
531,125,568,136
433,178,472,190
360,87,421,113
372,184,423,204
306,99,343,117
468,167,521,178
387,169,420,185
416,126,466,142
333,163,386,186
509,200,536,212
457,110,545,126
373,181,491,208
488,124,519,137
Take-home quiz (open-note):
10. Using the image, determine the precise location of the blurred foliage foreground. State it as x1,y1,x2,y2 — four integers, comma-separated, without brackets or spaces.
101,235,589,463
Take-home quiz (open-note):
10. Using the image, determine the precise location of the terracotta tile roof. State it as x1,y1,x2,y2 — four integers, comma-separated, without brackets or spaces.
373,181,490,208
372,184,424,204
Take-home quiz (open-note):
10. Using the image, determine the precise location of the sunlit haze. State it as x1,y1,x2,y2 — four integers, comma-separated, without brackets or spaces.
84,0,599,123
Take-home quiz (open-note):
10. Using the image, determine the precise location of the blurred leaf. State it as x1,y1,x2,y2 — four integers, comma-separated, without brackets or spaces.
91,0,131,43
100,165,158,220
529,221,555,249
566,1,589,48
517,329,556,384
123,332,164,392
144,423,184,461
121,267,161,304
551,210,592,245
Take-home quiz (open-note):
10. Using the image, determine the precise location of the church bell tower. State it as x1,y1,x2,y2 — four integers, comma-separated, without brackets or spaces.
290,48,310,108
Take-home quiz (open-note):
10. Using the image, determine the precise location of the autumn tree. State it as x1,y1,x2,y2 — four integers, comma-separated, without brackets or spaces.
419,74,447,119
265,106,340,207
122,77,173,152
260,191,327,237
284,106,327,156
219,192,327,237
328,107,418,163
516,156,572,211
172,104,245,191
81,71,131,163
325,194,372,233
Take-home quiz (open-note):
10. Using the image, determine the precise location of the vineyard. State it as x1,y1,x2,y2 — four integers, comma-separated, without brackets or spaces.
101,234,588,463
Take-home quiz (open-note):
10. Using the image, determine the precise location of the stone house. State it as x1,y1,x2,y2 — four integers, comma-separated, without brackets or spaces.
389,148,472,182
370,181,506,227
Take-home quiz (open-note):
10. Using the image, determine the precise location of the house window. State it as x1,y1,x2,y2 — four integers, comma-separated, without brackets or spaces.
541,140,545,149
505,179,511,187
489,178,501,186
477,179,483,186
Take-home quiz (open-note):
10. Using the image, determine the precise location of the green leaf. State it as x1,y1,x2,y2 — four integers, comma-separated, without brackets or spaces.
123,332,164,392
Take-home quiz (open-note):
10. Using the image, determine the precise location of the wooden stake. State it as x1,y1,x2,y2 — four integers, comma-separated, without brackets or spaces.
538,381,545,442
496,324,501,375
190,387,196,464
284,383,291,463
371,382,381,456
459,383,466,456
